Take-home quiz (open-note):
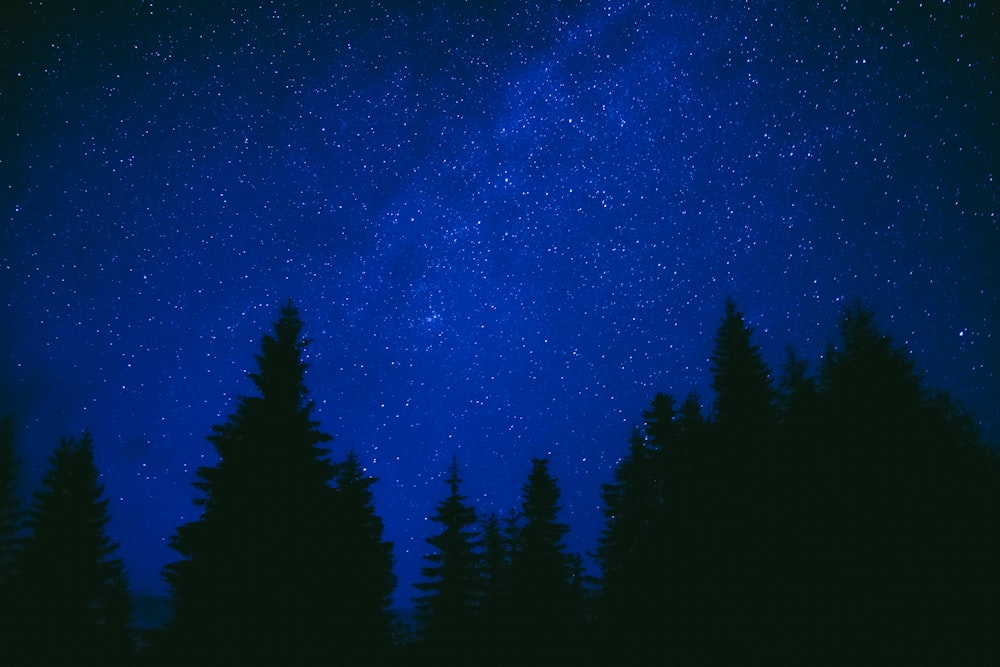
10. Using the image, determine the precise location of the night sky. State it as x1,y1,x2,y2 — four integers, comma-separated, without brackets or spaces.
2,1,997,608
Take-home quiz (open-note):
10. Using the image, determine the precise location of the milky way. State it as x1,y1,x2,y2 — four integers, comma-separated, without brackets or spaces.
2,1,996,606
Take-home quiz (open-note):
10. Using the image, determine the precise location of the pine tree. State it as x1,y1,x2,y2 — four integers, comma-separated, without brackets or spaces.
811,301,1000,661
0,416,21,587
703,299,779,657
479,512,510,621
710,297,775,434
509,458,578,660
596,427,662,656
820,301,924,438
164,301,342,663
598,430,656,589
12,431,133,664
414,455,480,658
642,392,677,451
676,390,706,433
0,416,24,659
777,347,817,425
328,450,396,656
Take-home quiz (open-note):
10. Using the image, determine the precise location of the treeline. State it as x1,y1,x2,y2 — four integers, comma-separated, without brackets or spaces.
0,298,997,665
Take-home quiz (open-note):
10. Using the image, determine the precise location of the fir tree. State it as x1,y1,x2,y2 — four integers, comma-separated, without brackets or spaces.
710,297,775,433
642,392,677,452
0,416,21,588
597,429,658,598
479,512,510,621
508,458,579,660
596,427,661,655
698,299,778,658
13,431,133,665
811,302,1000,661
164,301,342,664
777,347,817,425
414,455,480,659
0,416,24,659
676,390,706,433
328,450,396,656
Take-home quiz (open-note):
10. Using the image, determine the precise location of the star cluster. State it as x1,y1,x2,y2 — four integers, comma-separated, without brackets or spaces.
2,1,996,606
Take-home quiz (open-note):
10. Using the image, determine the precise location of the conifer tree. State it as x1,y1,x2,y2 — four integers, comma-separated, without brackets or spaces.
811,302,1000,661
704,299,778,656
710,297,775,433
0,416,23,659
676,390,706,433
509,458,578,659
415,455,480,657
820,301,924,436
13,431,133,664
777,347,817,425
479,512,510,620
328,450,396,655
0,417,21,588
597,430,657,597
642,392,677,451
164,301,343,664
598,394,696,658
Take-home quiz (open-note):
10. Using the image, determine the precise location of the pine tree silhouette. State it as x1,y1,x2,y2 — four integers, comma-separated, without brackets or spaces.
508,458,580,661
328,449,396,658
414,455,480,661
164,301,343,664
479,512,510,617
0,416,21,588
597,426,664,655
810,302,1000,662
710,297,775,433
12,431,133,665
0,416,24,660
477,511,515,663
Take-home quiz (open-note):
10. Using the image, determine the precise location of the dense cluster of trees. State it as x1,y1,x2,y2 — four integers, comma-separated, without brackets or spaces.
0,427,133,664
1,298,997,664
593,300,1000,664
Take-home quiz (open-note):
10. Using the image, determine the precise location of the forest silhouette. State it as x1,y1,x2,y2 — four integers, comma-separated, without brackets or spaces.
1,298,998,665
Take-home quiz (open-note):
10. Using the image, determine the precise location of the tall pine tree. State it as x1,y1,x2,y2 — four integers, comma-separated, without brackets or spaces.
0,416,21,588
328,450,396,658
414,455,480,659
597,426,662,649
164,301,344,663
710,297,775,434
478,511,511,623
810,302,1000,662
12,431,133,665
703,298,778,659
0,416,24,661
508,458,579,661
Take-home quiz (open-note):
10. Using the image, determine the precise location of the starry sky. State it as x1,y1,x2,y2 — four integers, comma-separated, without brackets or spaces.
2,1,997,607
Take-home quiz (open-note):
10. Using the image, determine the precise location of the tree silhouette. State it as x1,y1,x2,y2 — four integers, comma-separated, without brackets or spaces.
710,297,775,434
597,391,714,661
475,510,517,663
328,449,396,657
508,458,580,661
597,425,664,655
808,302,1000,662
414,455,480,661
12,431,133,665
0,417,21,588
478,512,510,613
0,416,24,660
164,301,344,664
